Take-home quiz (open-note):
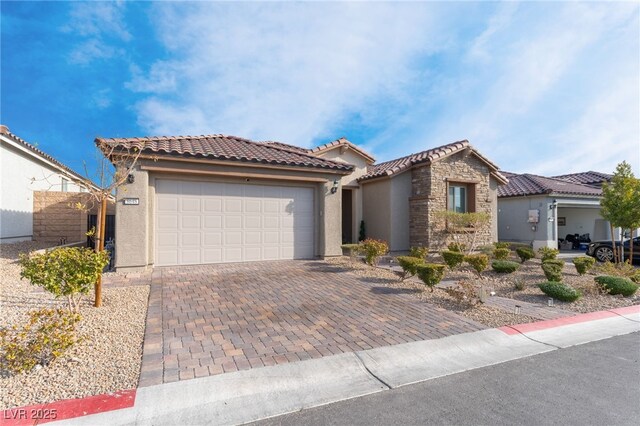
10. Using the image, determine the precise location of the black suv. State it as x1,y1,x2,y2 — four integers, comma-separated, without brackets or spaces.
586,237,640,263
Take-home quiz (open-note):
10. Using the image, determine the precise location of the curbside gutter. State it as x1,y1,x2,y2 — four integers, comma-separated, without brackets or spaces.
4,306,639,426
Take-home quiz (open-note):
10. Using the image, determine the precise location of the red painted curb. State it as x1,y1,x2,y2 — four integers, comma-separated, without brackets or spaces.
1,389,136,426
498,305,640,335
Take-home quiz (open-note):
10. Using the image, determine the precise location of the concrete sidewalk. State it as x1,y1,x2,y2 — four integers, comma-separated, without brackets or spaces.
8,305,636,426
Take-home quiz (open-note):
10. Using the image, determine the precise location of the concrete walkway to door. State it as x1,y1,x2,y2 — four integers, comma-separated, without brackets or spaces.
127,260,485,386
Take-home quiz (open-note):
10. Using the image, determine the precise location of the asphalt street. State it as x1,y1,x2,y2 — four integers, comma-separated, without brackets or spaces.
255,332,640,426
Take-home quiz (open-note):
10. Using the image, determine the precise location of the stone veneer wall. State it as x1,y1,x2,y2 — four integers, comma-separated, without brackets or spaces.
409,150,495,250
33,191,115,244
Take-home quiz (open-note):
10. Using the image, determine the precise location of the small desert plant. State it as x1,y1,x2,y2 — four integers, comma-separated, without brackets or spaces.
491,260,520,273
20,247,110,312
494,242,511,250
573,256,596,276
447,242,466,253
516,247,535,263
541,259,565,282
593,261,640,283
441,250,465,269
514,278,526,291
396,256,424,281
341,244,361,262
493,247,511,260
444,280,482,307
416,263,447,292
464,254,489,277
409,246,429,260
0,308,82,374
594,276,639,297
538,281,581,302
359,238,389,266
538,247,559,262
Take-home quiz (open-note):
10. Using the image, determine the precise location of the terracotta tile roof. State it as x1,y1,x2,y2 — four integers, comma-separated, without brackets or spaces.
262,141,310,154
552,171,612,186
357,140,507,183
309,137,376,163
498,172,603,198
96,134,354,172
0,125,96,189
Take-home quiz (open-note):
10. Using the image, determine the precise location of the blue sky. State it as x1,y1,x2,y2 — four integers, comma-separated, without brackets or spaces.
2,1,639,180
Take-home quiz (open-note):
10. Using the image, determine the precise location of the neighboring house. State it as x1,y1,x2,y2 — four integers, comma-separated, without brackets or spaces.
0,125,103,244
497,171,615,250
98,134,505,271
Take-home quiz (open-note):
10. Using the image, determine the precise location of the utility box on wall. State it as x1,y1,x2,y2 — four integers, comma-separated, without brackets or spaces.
528,209,540,223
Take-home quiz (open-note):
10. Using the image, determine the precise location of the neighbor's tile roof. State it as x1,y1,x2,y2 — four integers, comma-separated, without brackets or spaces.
357,140,507,183
0,125,96,189
551,171,612,186
498,173,603,198
96,134,354,172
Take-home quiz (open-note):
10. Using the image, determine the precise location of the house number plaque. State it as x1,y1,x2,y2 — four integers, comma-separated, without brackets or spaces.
123,198,140,205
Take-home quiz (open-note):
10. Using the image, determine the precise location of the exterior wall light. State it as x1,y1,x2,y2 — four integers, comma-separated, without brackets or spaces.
127,174,135,184
330,179,339,194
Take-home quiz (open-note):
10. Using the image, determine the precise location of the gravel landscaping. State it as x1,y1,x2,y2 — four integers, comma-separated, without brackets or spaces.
0,241,149,410
326,257,540,327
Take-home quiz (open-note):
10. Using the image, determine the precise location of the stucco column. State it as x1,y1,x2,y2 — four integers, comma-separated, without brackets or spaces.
319,178,342,257
115,166,149,271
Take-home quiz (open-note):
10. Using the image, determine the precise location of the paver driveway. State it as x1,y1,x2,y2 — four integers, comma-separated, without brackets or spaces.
115,260,485,386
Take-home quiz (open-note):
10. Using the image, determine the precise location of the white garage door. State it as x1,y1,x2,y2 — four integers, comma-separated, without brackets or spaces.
155,179,314,266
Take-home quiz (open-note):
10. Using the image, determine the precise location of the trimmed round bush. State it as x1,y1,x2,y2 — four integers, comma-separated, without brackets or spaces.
538,281,581,302
493,247,511,260
360,238,389,266
538,247,559,262
409,246,428,260
441,250,465,269
572,256,595,276
494,242,510,249
447,242,466,253
396,256,424,281
516,247,535,263
416,263,446,291
464,254,489,276
541,259,565,282
594,276,639,297
491,260,520,273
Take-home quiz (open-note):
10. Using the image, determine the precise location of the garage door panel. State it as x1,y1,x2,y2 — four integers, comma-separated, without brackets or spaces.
204,232,222,246
225,199,242,213
181,215,201,228
204,199,222,212
155,179,314,266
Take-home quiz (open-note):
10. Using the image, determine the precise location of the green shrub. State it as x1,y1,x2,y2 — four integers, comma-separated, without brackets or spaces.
493,247,511,260
514,279,526,291
538,247,559,262
516,247,535,263
341,244,361,261
416,263,447,291
494,242,511,249
409,246,428,260
491,260,520,273
396,256,424,281
441,250,465,269
541,259,565,282
594,261,640,284
538,281,581,302
359,238,389,266
464,254,489,277
573,256,595,275
359,220,366,242
447,242,466,253
0,308,81,374
594,276,639,297
20,247,110,312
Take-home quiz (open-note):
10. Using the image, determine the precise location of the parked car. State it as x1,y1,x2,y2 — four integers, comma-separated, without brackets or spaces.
586,237,640,263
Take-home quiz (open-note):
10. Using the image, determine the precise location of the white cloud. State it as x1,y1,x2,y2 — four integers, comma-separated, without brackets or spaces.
63,1,130,65
128,2,454,144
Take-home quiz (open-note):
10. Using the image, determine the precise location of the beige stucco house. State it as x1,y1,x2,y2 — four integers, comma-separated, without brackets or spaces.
99,134,505,271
